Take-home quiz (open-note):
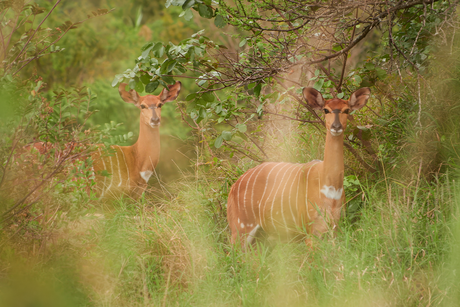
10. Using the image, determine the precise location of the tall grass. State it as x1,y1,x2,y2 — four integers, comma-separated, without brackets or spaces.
1,169,457,306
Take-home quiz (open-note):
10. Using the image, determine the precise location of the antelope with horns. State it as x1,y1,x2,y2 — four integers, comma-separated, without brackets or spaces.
91,81,181,199
227,87,370,248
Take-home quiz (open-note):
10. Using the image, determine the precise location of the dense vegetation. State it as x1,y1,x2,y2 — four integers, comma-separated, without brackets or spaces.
1,0,460,306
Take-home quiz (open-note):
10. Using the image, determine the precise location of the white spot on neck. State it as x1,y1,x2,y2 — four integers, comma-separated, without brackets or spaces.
240,223,245,228
320,185,343,200
140,170,153,183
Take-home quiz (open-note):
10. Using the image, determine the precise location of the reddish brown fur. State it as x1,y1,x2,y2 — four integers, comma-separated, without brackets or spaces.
227,87,370,248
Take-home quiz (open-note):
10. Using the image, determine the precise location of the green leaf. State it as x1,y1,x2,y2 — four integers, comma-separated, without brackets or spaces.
236,123,247,133
152,43,164,58
353,75,362,85
135,81,144,93
239,39,247,48
198,4,213,18
337,92,344,99
254,83,262,97
376,68,386,80
222,130,232,141
313,78,324,91
129,79,136,90
214,15,226,28
140,74,151,84
182,0,195,10
141,46,153,59
186,93,197,101
161,75,175,85
161,59,177,74
111,76,121,87
166,0,186,7
145,81,159,93
214,135,223,148
180,9,194,21
202,92,214,102
141,42,153,51
158,79,169,88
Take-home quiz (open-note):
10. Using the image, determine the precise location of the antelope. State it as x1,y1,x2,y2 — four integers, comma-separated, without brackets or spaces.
91,81,181,199
227,87,370,248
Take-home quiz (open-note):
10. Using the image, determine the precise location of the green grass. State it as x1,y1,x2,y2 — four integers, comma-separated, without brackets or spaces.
1,169,457,306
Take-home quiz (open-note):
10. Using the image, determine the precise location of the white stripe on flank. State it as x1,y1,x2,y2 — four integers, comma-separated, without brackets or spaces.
257,163,280,229
98,147,107,197
237,169,253,220
272,164,297,231
264,163,290,231
114,150,122,187
305,162,320,220
320,185,343,200
280,164,299,232
289,165,304,225
117,146,130,187
106,152,114,192
250,163,272,225
242,166,259,221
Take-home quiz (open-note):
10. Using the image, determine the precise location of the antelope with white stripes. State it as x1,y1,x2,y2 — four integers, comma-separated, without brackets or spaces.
227,87,370,248
91,81,181,199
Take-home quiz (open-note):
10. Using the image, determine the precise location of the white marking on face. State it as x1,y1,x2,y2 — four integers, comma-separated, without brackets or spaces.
140,170,153,183
330,129,343,136
320,185,343,200
240,223,245,228
238,218,240,224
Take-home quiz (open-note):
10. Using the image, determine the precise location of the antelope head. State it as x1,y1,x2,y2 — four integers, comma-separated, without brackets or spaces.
303,87,370,137
118,81,182,128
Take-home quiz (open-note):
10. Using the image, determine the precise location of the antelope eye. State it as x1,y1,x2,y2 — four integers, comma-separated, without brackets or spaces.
140,105,147,109
324,109,330,114
343,109,350,114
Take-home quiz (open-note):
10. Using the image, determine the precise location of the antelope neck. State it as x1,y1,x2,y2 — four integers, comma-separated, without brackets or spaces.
320,129,344,188
132,118,160,171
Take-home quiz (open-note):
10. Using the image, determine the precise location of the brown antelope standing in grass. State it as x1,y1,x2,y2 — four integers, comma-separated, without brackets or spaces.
227,87,370,248
91,81,181,199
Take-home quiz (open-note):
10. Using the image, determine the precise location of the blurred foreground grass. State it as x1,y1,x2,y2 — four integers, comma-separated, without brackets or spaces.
1,169,459,307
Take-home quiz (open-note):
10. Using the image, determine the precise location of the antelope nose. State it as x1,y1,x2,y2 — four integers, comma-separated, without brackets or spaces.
331,122,342,130
330,122,343,135
150,118,160,126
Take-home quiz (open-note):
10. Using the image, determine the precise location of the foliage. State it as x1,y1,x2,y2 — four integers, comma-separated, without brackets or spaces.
0,0,112,80
113,0,459,177
0,1,116,233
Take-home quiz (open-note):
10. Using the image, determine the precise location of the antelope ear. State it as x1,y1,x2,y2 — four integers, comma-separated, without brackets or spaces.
349,87,370,110
302,87,325,110
119,83,141,106
160,81,182,103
